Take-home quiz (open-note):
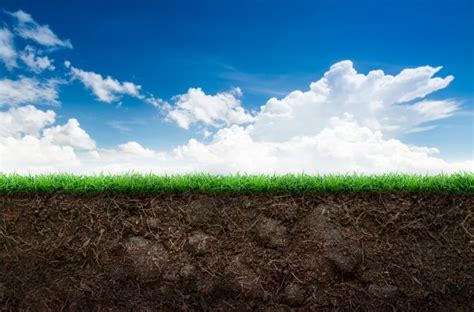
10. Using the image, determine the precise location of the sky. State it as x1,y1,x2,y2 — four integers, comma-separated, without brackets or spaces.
0,0,473,174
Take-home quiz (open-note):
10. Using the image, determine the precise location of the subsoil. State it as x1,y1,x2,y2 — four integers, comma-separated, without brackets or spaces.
1,192,473,311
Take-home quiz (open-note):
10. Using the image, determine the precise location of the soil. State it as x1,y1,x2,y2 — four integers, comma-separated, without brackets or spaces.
1,192,473,311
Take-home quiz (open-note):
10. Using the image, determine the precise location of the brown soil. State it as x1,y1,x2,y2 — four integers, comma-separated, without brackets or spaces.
1,193,473,311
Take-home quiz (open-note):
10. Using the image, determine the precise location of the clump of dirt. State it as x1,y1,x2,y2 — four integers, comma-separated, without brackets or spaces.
255,217,289,248
124,236,169,281
187,231,215,255
1,192,473,310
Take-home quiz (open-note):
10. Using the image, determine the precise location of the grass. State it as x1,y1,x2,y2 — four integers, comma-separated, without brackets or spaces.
0,173,473,194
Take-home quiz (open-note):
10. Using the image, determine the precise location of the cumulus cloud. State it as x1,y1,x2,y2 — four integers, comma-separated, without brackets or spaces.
0,135,79,172
68,64,143,103
167,87,254,129
249,61,457,141
0,105,93,173
77,142,168,173
43,118,96,150
117,142,157,158
0,77,60,107
1,60,471,174
7,10,72,49
19,46,55,73
84,61,470,174
63,116,470,175
0,27,17,69
0,105,55,137
169,115,470,174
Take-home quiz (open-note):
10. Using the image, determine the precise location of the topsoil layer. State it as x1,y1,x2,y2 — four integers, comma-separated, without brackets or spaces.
1,192,473,311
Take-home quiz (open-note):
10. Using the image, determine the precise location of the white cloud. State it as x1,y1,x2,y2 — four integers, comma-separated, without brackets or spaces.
61,116,470,175
117,141,157,157
65,61,164,107
1,61,471,174
78,142,169,173
410,100,458,121
145,96,168,108
0,77,60,107
7,10,72,49
249,60,457,141
68,64,143,103
0,27,17,69
0,105,55,137
0,135,79,173
87,61,469,174
202,129,212,139
43,118,96,150
85,150,101,160
167,87,254,129
19,46,55,73
170,116,472,174
0,105,94,173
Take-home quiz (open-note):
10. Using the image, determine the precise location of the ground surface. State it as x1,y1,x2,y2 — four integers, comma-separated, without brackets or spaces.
1,192,473,311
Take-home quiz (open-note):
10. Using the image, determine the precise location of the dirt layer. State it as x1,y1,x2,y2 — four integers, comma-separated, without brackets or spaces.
1,192,473,311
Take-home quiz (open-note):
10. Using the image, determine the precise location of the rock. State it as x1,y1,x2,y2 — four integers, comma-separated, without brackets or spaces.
187,232,214,255
123,236,168,280
255,217,288,248
327,251,358,274
282,283,305,306
368,284,399,299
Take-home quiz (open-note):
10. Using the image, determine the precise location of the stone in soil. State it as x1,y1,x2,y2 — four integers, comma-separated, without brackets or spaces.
255,217,289,248
324,229,344,247
123,236,169,280
305,203,335,229
327,250,358,274
187,231,214,255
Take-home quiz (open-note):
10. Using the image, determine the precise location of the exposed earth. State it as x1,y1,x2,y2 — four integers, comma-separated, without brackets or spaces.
1,192,473,311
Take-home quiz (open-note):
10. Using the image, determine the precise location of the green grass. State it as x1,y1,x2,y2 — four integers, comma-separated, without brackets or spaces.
0,173,473,194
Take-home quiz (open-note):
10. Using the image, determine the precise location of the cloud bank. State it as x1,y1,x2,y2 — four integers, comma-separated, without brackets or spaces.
1,58,471,174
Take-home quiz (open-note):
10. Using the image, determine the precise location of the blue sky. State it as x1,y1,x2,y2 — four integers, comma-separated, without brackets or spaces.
0,0,472,173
